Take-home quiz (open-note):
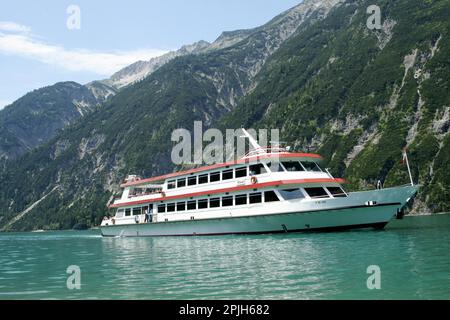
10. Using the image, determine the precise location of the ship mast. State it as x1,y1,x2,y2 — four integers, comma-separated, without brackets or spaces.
240,128,265,155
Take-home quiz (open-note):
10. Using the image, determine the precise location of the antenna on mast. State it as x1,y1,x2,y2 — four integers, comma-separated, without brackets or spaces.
403,148,414,186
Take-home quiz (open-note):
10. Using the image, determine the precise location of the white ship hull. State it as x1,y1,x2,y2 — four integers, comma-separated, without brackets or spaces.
100,185,418,237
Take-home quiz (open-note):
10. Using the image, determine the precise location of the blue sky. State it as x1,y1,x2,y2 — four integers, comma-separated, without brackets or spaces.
0,0,302,109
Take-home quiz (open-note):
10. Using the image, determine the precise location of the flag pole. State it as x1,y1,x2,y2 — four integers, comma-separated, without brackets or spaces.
403,149,414,186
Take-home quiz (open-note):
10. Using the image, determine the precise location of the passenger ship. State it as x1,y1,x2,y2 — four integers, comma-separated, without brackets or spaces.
100,129,419,237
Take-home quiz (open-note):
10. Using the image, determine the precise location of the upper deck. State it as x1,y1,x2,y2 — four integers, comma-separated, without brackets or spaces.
120,152,323,188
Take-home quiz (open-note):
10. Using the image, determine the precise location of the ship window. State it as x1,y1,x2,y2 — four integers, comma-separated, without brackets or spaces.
158,204,166,213
279,189,305,200
187,201,197,210
177,202,186,211
249,163,267,175
282,161,305,172
168,180,176,189
222,169,233,180
116,209,125,218
301,161,322,172
177,178,186,188
249,192,262,204
210,198,220,208
266,162,284,172
167,203,176,212
327,187,347,198
125,208,131,216
133,207,142,216
222,196,233,207
235,167,247,178
235,194,247,206
188,176,197,186
198,199,208,209
199,174,208,184
210,172,221,182
264,191,280,202
304,187,329,198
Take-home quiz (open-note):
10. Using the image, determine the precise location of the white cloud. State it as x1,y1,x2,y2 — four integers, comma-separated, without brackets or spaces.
0,21,168,76
0,21,31,34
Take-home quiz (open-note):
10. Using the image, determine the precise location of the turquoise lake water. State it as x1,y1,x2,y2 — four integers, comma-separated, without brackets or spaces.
0,214,449,300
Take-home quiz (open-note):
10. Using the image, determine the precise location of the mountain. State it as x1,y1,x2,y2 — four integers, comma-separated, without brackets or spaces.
0,0,448,231
101,40,212,90
220,0,450,213
0,82,106,161
0,0,340,161
0,41,209,160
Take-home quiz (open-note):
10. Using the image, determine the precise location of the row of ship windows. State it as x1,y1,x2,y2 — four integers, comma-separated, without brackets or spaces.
158,191,280,213
167,161,323,189
116,186,346,217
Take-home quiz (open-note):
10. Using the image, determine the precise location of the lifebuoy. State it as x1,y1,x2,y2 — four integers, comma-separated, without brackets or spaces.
251,176,258,184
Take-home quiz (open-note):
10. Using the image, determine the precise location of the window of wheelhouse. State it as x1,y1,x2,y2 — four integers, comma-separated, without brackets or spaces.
125,208,131,217
264,191,280,202
304,187,329,198
301,161,322,172
158,204,166,213
168,180,176,189
222,169,233,180
279,189,305,200
210,172,221,182
235,167,247,178
177,178,186,188
132,207,142,216
249,163,267,175
199,174,208,184
327,187,347,198
266,162,284,172
282,161,305,172
188,176,197,186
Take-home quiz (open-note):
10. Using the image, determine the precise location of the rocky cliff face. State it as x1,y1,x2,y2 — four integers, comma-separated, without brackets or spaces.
0,0,448,231
0,82,103,161
101,40,212,90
